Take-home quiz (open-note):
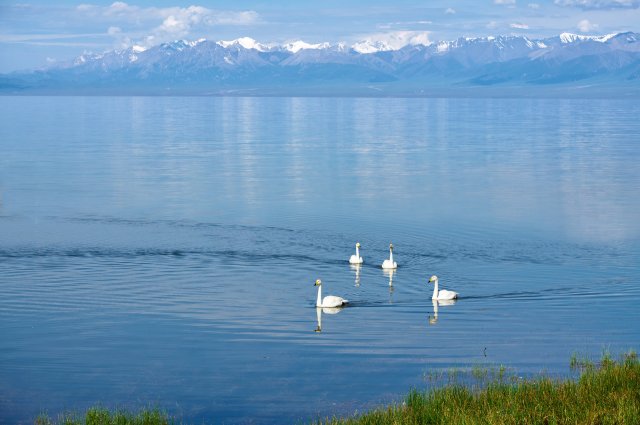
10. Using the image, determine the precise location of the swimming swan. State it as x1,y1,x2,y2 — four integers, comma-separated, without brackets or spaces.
381,243,398,269
429,275,458,300
314,279,348,308
349,242,363,264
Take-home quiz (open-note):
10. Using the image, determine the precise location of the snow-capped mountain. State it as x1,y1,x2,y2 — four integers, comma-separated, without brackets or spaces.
216,37,272,52
2,32,639,95
557,32,618,44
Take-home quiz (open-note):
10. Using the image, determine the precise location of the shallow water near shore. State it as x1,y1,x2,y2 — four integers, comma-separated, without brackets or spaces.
0,96,639,424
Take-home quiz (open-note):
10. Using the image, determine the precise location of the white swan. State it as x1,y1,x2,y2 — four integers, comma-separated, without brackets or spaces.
381,243,398,269
349,242,363,264
314,279,348,308
429,275,458,300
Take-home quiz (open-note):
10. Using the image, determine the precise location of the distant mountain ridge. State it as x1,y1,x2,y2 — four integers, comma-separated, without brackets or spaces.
2,32,639,96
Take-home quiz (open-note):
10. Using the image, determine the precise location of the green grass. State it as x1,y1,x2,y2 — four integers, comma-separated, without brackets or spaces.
318,350,640,425
35,407,172,425
32,352,640,425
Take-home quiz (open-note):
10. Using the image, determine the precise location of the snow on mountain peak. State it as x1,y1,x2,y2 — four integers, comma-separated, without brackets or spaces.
60,31,640,75
559,32,619,44
217,37,270,51
283,41,331,53
595,33,620,43
436,41,450,53
352,31,431,54
352,40,392,54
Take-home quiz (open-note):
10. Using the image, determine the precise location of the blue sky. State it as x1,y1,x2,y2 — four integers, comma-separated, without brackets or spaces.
1,0,639,72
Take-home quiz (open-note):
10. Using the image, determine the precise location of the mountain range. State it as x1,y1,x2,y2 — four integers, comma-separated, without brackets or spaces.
2,32,639,96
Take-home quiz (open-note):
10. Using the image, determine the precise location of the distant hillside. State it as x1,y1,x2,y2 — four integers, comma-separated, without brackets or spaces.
2,32,639,96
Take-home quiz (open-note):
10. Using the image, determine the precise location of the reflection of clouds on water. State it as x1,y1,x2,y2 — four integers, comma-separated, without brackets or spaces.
283,97,308,203
428,298,456,325
87,97,640,241
236,97,260,209
459,98,640,243
315,306,344,333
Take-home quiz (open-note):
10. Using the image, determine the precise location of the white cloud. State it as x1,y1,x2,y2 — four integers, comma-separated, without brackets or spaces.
445,7,456,14
528,3,541,8
486,21,499,29
380,20,433,28
75,2,260,48
0,32,105,43
76,4,95,12
577,19,599,32
106,26,134,49
510,22,530,29
554,0,640,9
494,0,516,4
105,1,139,16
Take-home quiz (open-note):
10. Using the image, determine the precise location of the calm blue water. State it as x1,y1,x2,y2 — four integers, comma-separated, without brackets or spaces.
1,96,639,424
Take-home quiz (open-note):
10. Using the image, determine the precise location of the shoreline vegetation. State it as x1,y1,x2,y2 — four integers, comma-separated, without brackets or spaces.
35,352,639,425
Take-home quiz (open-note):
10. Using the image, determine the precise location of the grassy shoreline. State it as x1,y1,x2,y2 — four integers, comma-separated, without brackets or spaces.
320,351,640,425
35,352,639,425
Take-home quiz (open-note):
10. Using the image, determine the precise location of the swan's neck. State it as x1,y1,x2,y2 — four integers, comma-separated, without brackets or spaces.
432,279,439,299
356,245,360,258
316,285,322,307
389,248,394,263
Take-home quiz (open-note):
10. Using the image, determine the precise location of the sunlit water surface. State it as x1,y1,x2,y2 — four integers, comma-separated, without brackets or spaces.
0,96,639,424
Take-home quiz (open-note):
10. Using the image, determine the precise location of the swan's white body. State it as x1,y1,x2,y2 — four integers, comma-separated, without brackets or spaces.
349,243,363,264
381,244,397,269
315,279,348,308
429,275,458,300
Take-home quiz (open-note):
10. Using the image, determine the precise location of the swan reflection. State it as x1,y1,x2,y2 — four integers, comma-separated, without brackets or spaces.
383,268,396,286
350,264,361,287
383,268,396,302
315,306,344,332
428,299,457,325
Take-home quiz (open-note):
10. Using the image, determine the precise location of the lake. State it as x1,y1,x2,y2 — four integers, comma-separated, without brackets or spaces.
0,96,639,424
